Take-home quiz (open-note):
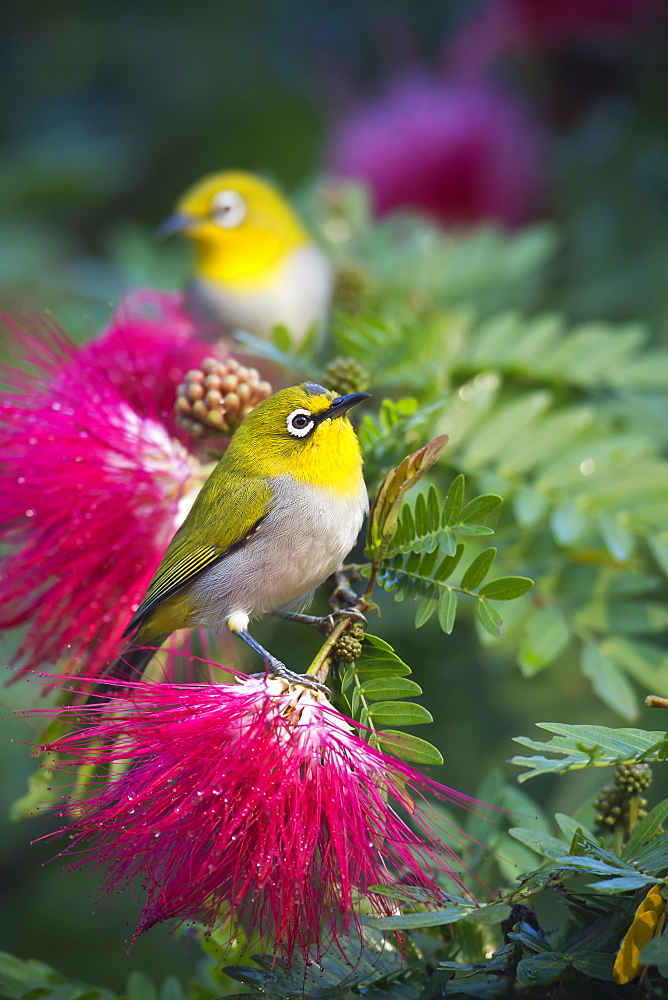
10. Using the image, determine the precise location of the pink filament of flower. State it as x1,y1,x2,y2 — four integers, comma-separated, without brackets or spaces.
0,303,207,684
82,290,222,444
37,678,496,961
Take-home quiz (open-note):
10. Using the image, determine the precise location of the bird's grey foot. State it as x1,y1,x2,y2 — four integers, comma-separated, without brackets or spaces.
330,584,359,609
235,627,330,694
248,661,331,695
326,608,367,631
274,610,328,629
275,608,367,636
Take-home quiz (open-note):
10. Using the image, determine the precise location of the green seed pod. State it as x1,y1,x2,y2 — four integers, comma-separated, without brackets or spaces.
324,356,371,398
333,265,372,316
335,633,363,663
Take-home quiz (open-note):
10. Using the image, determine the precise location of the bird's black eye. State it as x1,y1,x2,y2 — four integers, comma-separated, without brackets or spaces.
286,409,315,438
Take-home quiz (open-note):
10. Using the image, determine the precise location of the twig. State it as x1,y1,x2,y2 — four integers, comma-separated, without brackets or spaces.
646,695,668,710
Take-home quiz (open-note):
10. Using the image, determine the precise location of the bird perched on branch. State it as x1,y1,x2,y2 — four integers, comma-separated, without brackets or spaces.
158,171,333,346
100,381,369,692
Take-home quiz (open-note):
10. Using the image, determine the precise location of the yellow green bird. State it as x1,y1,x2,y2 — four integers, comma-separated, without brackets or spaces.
159,171,333,346
103,382,369,691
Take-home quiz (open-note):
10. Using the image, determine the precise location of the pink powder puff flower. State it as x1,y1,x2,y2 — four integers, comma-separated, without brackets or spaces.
0,300,214,686
493,0,663,47
326,75,545,228
35,676,496,963
447,0,665,81
81,289,217,443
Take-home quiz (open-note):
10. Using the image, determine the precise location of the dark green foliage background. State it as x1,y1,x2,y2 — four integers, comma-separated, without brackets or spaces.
2,1,668,996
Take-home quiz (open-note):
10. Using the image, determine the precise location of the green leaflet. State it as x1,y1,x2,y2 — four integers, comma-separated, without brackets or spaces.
414,595,438,628
372,730,444,765
438,589,457,633
442,473,464,526
508,827,570,860
476,599,503,639
367,905,480,930
460,548,496,590
355,645,412,677
359,677,423,700
478,576,533,600
516,953,571,986
458,494,503,524
367,701,433,726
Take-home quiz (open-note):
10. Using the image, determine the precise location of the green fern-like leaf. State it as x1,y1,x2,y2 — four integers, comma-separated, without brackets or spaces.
511,723,668,781
373,475,531,635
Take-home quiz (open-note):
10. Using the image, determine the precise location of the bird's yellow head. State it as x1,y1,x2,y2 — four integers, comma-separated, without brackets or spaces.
159,171,310,285
225,382,369,495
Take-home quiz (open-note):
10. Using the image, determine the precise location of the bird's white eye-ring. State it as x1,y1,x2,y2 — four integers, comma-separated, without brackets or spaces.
211,189,247,229
286,408,315,438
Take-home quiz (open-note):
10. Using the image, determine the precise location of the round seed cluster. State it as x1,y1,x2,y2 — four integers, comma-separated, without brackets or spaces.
594,763,652,832
335,634,362,663
615,762,652,793
175,358,272,437
334,621,365,663
324,356,371,397
333,265,372,315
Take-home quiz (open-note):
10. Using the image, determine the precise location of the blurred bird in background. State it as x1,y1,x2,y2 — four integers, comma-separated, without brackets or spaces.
158,171,333,346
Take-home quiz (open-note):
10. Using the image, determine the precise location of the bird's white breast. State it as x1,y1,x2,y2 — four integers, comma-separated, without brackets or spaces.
189,243,333,345
189,474,368,629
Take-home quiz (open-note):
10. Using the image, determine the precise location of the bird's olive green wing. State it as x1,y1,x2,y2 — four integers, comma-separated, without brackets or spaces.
125,478,273,635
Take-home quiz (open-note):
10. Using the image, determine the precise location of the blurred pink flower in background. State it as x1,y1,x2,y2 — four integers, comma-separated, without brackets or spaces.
326,75,545,228
36,676,494,961
448,0,665,82
0,295,218,686
495,0,663,46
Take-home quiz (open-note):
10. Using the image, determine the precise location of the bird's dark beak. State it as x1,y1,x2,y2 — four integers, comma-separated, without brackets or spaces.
156,212,196,239
329,392,372,418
